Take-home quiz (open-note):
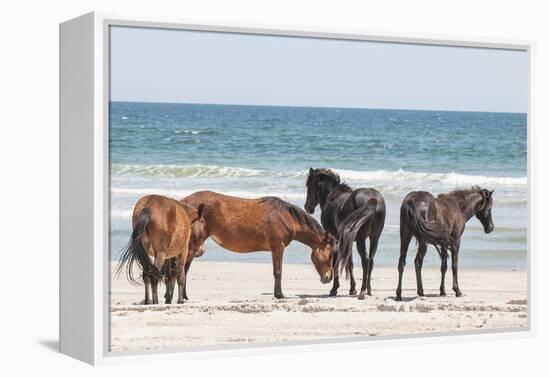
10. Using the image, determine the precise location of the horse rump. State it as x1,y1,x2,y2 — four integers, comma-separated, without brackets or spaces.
115,207,163,285
337,199,378,276
401,200,451,248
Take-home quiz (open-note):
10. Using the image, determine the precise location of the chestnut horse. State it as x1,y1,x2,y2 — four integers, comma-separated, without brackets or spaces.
116,195,207,305
178,191,336,299
396,187,494,301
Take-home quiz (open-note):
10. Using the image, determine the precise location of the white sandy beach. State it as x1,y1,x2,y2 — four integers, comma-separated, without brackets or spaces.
110,261,527,353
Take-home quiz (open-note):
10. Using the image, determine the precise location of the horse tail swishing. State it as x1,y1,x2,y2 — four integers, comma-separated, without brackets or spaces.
116,207,163,285
401,200,451,248
337,199,378,275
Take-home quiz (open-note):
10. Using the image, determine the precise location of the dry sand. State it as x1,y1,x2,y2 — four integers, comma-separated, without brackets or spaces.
109,261,528,353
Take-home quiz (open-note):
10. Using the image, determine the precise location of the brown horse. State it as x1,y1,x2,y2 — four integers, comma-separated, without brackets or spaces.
162,234,206,303
116,195,207,305
178,191,336,298
395,187,494,301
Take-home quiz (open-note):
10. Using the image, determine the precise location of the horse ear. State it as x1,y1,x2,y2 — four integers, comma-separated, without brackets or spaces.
489,190,494,197
309,167,313,174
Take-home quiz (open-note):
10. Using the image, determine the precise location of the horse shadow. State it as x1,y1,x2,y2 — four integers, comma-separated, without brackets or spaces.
389,293,446,302
260,293,333,299
295,293,334,299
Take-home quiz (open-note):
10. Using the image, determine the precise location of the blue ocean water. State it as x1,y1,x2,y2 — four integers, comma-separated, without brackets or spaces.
109,101,527,269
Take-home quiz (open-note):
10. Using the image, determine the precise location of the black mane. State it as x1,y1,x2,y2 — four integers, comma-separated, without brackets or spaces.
441,186,488,204
446,186,482,197
260,196,323,233
308,168,352,192
333,183,353,193
309,168,341,183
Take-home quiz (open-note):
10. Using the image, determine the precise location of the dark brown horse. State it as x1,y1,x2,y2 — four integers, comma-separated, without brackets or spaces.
305,168,386,299
179,191,336,298
395,187,494,301
116,195,207,305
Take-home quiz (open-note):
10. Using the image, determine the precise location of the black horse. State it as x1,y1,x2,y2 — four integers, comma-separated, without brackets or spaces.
305,168,386,299
395,187,494,301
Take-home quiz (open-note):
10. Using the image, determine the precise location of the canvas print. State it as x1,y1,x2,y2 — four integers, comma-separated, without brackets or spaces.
109,26,528,353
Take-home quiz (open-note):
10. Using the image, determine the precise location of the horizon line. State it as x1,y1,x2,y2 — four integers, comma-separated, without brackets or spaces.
109,99,527,115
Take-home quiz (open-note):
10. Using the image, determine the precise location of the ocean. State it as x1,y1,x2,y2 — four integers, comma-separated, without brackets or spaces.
109,101,527,269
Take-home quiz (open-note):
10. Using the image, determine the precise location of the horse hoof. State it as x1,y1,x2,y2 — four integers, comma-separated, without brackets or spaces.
274,293,285,299
349,289,357,296
177,300,185,304
455,291,463,297
395,296,402,302
440,292,446,297
329,290,338,297
358,292,366,300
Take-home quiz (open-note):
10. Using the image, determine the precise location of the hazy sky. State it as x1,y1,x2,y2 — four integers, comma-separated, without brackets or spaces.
110,26,528,113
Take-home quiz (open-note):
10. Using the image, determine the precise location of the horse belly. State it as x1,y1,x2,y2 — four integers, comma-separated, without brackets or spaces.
211,233,225,248
210,232,269,253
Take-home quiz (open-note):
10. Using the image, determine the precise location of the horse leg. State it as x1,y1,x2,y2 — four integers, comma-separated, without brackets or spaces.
396,228,412,301
329,256,340,296
356,238,369,300
164,259,177,304
451,243,462,297
271,244,285,299
439,246,448,296
176,256,187,304
414,242,428,297
151,252,166,305
182,257,194,300
348,253,357,296
143,272,151,305
150,276,160,305
366,235,380,297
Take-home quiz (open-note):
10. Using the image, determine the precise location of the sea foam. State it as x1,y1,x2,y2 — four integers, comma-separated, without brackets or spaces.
111,163,526,188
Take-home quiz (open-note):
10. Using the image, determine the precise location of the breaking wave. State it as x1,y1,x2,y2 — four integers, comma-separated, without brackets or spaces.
111,164,526,188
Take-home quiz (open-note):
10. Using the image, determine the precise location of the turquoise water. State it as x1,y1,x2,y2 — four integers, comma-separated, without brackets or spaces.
109,101,527,269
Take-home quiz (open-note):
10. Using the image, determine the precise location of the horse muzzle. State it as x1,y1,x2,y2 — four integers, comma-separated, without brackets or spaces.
484,224,494,234
320,273,332,284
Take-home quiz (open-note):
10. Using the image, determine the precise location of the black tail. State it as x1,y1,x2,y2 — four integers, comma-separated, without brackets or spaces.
337,199,378,276
115,207,163,285
402,201,451,248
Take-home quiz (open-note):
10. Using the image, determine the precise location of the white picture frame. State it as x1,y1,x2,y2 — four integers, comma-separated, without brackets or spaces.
59,11,535,365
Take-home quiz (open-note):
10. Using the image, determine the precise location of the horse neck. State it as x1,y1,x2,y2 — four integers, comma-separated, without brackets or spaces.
318,180,340,209
455,192,482,222
293,224,324,249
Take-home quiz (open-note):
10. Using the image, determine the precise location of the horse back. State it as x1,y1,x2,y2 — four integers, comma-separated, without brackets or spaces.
181,191,281,251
